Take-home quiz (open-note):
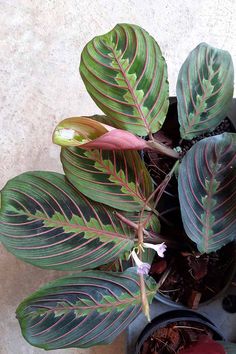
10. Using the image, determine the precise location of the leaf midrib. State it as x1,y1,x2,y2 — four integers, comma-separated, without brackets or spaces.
15,210,131,241
89,150,146,204
28,289,155,314
183,71,216,133
203,172,215,251
102,40,151,133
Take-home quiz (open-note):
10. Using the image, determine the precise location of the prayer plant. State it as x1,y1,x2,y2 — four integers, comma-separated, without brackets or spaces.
1,23,236,350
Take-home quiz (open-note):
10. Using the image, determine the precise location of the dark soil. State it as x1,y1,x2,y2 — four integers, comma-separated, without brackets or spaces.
145,97,234,185
139,320,216,354
150,243,235,308
146,115,234,185
143,101,236,308
180,117,233,156
144,105,234,235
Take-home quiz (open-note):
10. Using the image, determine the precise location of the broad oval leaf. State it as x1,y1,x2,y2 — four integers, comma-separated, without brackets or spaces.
178,133,236,253
80,23,169,136
177,42,234,140
61,147,154,212
0,172,134,270
16,268,157,350
53,116,150,150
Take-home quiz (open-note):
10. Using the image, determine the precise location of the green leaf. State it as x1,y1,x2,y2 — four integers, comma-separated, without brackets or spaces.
0,172,134,270
80,23,169,136
100,247,156,272
61,147,154,212
177,43,234,140
16,268,157,350
178,133,236,253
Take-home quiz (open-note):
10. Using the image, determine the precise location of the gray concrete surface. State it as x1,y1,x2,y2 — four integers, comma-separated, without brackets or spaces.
128,288,236,353
1,1,236,353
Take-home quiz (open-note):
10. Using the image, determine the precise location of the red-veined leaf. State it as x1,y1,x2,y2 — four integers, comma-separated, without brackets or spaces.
53,116,149,150
16,268,157,350
0,172,134,270
177,43,234,140
61,147,154,212
80,23,169,136
178,133,236,253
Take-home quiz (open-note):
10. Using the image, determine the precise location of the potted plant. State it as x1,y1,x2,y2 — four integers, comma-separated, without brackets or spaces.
0,23,235,350
147,95,236,308
135,311,236,354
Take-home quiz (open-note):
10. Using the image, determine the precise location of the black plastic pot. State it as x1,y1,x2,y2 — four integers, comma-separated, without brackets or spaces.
150,97,236,309
135,310,225,354
155,250,236,308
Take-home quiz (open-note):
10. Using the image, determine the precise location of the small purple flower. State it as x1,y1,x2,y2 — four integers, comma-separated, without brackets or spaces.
143,242,167,258
137,262,151,275
131,250,151,275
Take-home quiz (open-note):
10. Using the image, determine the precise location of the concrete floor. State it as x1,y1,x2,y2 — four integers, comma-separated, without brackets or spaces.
0,247,126,354
1,1,236,353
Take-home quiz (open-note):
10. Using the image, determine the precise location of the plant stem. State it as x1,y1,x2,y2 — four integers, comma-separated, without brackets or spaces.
153,159,179,210
135,160,180,322
140,160,180,230
148,131,154,140
114,212,150,237
139,273,151,322
114,211,180,247
159,206,180,217
138,222,144,245
147,139,180,159
137,224,151,322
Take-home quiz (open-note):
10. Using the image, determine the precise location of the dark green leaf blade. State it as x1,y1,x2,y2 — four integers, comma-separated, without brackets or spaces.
178,133,236,253
61,147,154,212
177,43,234,140
16,268,157,350
0,172,134,270
80,23,169,136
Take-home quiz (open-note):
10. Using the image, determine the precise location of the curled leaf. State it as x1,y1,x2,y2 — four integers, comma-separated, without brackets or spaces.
53,116,149,150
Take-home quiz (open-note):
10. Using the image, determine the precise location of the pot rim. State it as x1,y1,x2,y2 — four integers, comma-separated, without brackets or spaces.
155,243,236,308
135,309,224,354
151,99,236,308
